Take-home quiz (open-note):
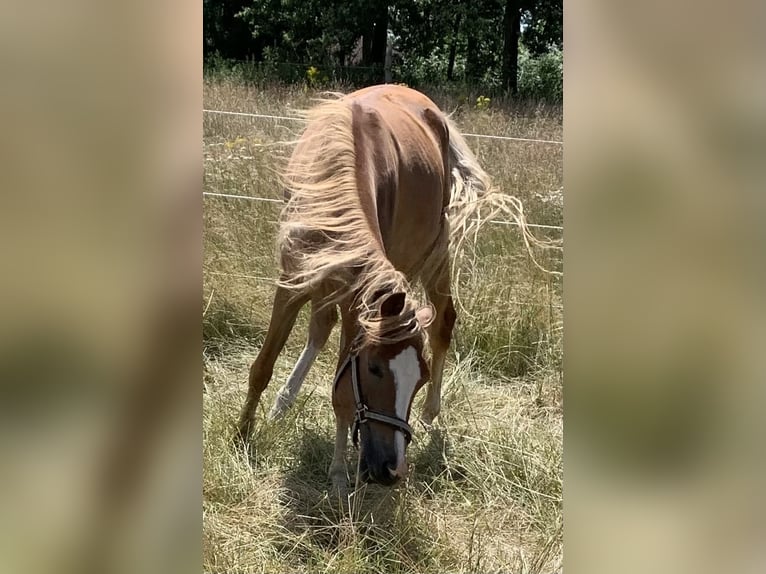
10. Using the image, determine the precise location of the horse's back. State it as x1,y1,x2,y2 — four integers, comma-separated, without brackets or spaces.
344,85,451,275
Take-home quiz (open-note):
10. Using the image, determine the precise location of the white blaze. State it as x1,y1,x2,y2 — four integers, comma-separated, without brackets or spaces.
388,346,420,469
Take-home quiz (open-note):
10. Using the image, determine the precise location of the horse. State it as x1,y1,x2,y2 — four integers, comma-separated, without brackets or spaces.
235,84,528,490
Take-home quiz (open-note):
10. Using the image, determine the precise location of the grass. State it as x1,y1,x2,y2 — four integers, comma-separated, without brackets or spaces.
203,78,563,573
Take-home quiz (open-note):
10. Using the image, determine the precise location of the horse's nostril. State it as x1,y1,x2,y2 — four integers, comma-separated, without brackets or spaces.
363,463,399,485
386,460,407,483
376,467,399,485
390,459,408,480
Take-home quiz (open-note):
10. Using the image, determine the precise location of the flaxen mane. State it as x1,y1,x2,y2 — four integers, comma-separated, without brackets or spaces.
276,95,556,344
276,97,417,344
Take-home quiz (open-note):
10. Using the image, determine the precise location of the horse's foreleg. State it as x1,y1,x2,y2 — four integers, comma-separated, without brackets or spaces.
235,285,308,444
269,301,337,418
328,416,351,494
422,267,456,426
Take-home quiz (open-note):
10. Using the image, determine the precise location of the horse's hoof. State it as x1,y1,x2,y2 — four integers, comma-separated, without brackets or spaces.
329,468,349,497
267,403,287,420
233,421,254,448
330,478,349,499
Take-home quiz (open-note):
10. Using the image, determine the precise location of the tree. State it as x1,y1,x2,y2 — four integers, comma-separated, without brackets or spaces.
502,0,522,94
204,0,255,60
446,10,462,81
501,0,562,95
522,0,563,55
203,0,563,98
361,0,389,67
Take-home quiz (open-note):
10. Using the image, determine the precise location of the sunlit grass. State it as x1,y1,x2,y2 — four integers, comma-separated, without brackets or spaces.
203,78,563,574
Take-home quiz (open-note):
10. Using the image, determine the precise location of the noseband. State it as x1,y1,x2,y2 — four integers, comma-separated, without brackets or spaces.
332,342,414,449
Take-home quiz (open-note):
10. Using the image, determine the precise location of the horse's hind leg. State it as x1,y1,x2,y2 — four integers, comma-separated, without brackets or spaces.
269,299,337,419
422,262,457,426
235,284,309,444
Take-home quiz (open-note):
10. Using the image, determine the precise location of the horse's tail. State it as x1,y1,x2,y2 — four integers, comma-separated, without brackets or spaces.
444,117,560,277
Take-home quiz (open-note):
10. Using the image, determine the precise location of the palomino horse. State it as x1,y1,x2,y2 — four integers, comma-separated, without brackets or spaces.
236,84,506,489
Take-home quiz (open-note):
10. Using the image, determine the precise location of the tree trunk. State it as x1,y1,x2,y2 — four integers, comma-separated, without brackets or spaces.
447,13,462,81
465,33,478,82
363,30,373,65
215,0,253,59
370,6,388,64
502,0,521,95
362,2,388,82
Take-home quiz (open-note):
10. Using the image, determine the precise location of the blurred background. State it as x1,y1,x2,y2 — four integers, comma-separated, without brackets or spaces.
567,1,766,573
0,2,201,574
0,0,764,572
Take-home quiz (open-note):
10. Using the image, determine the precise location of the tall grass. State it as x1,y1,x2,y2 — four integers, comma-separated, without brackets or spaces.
203,79,563,573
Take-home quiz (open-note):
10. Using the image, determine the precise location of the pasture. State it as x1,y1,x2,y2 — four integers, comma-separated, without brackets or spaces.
203,78,563,573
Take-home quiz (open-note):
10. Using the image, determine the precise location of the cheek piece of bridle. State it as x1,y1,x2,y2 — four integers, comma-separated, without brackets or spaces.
332,345,415,449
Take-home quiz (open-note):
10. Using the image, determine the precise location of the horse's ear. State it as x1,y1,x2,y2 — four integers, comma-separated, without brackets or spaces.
415,305,435,328
370,289,388,305
379,291,407,318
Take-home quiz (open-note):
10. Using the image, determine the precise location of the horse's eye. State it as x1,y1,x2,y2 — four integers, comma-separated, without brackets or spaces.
368,362,383,378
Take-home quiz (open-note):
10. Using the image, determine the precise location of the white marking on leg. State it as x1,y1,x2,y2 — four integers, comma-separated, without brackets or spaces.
388,346,420,472
269,342,318,418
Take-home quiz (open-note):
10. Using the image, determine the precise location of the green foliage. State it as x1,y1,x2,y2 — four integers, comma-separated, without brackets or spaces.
204,0,563,100
396,45,452,86
475,95,491,110
517,44,562,101
306,65,320,86
521,0,563,56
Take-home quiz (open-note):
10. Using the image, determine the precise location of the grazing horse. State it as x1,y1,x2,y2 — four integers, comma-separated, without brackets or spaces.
235,84,511,489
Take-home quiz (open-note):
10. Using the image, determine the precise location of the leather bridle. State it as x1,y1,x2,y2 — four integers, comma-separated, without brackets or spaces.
332,340,415,449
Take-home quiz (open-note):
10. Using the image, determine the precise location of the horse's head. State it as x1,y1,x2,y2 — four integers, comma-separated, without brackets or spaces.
333,291,434,485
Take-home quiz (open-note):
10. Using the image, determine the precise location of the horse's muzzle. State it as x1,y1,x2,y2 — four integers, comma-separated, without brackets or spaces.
360,455,403,486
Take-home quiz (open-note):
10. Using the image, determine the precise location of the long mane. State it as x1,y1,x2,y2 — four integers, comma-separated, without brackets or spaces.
275,91,556,344
444,115,561,280
276,97,419,344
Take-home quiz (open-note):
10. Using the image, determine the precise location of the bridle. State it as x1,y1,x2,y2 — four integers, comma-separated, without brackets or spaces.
332,337,415,449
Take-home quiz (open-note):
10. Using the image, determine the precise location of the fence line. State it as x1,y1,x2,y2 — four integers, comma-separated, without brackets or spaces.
205,270,276,283
461,132,563,145
203,191,562,231
204,106,563,312
203,191,282,204
209,58,383,71
203,109,563,145
204,109,303,122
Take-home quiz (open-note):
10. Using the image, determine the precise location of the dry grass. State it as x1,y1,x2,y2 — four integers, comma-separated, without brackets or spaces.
203,78,563,574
